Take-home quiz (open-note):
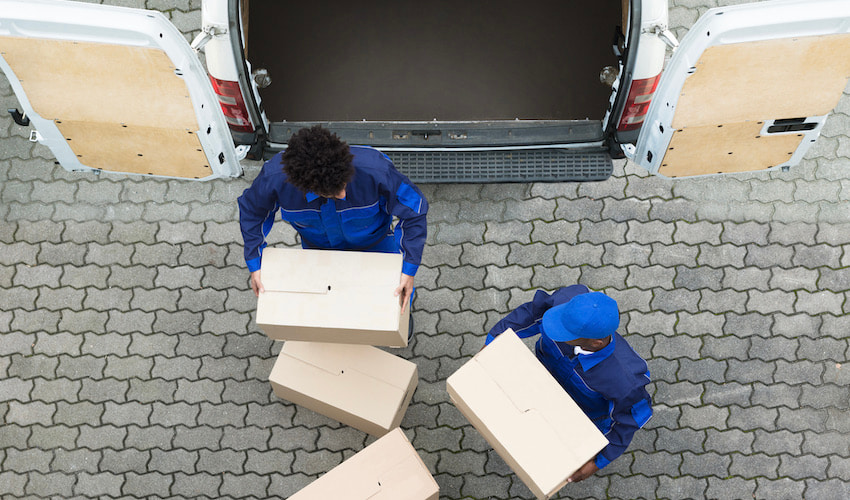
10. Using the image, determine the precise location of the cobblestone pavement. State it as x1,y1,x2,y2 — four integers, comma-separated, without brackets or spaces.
2,0,850,498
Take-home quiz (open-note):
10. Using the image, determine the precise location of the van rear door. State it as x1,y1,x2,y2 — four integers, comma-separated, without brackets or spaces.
0,0,241,180
632,0,850,178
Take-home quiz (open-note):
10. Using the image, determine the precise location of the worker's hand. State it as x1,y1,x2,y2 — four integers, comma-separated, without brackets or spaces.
395,273,414,313
567,459,599,483
250,270,265,297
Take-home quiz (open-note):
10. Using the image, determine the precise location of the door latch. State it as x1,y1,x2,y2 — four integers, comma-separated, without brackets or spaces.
7,108,29,127
643,24,679,51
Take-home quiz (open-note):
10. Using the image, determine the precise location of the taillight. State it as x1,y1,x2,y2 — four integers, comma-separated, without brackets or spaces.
617,74,661,131
209,76,254,133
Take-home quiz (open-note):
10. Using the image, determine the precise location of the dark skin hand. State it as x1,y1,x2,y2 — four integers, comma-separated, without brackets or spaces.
568,458,600,483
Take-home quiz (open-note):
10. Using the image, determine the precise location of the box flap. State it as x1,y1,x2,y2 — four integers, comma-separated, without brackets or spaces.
257,248,403,332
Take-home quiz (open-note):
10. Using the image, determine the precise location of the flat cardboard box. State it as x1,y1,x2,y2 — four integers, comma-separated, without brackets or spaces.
289,428,439,500
256,248,409,347
269,340,418,437
446,329,608,500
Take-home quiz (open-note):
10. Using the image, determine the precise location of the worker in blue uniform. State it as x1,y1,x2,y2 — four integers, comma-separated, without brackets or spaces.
238,125,428,313
486,284,652,483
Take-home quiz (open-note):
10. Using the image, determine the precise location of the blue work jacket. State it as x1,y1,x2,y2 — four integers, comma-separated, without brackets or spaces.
238,146,428,276
486,285,653,469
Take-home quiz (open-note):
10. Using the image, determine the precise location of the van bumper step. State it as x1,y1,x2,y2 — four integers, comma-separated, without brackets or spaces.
384,148,613,183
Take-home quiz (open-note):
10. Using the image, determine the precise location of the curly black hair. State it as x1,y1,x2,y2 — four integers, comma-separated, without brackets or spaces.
281,125,354,196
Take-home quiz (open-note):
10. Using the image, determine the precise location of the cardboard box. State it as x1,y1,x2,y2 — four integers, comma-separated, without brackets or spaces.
446,329,608,500
269,340,418,437
256,248,409,347
289,427,439,500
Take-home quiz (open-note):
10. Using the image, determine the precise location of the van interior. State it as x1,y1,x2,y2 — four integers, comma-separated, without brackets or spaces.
247,0,623,123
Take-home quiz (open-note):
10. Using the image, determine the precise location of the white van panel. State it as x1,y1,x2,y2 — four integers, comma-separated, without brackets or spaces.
634,0,850,178
0,0,241,180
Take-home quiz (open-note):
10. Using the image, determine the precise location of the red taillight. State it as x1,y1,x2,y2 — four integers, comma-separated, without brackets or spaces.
209,76,254,133
617,74,661,132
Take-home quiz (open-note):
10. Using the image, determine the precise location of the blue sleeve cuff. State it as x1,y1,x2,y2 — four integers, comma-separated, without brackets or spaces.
484,333,495,346
402,262,419,277
594,453,611,470
246,257,261,273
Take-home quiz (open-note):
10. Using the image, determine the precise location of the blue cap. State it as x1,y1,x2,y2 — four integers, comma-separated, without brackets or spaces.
541,292,620,342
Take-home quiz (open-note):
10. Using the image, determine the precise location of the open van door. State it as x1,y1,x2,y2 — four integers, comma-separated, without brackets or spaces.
0,0,241,180
631,0,850,178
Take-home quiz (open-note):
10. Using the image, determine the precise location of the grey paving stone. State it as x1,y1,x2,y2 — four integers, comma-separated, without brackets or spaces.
79,378,128,404
9,354,58,380
793,243,843,269
127,378,177,405
291,448,343,476
777,407,828,433
750,336,799,362
436,265,486,291
434,222,485,245
578,220,627,245
150,400,199,427
555,197,605,223
34,286,84,312
775,360,825,386
172,472,222,498
701,334,749,360
51,447,100,474
0,242,39,267
106,310,155,334
12,308,60,333
76,424,127,451
15,220,63,244
728,405,779,432
743,243,794,268
0,377,33,403
30,422,80,450
554,242,605,268
31,377,80,404
102,401,151,427
705,476,757,500
721,221,770,246
99,448,151,478
826,407,850,433
680,404,730,430
529,264,582,290
801,430,850,458
104,355,154,381
131,242,181,267
106,265,155,289
778,454,830,480
674,265,723,291
704,428,755,455
125,425,175,451
0,471,27,497
802,384,850,410
649,242,699,268
123,471,173,498
54,401,104,428
654,427,705,455
0,423,30,449
601,197,653,223
24,471,75,497
175,379,224,405
152,355,202,381
752,382,802,409
149,448,199,474
109,221,158,244
703,381,753,407
155,265,205,290
651,288,701,314
4,447,53,473
723,313,774,338
173,425,223,452
222,379,271,406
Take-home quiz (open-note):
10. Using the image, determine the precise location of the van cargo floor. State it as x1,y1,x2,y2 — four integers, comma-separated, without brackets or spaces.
248,0,621,122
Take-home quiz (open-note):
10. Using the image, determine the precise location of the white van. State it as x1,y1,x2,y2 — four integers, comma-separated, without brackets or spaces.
1,0,849,183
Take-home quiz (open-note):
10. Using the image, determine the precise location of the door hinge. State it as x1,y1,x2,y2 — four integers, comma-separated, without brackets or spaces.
191,24,228,52
643,24,679,51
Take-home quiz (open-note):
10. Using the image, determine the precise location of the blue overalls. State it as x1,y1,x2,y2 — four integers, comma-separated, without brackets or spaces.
237,146,428,277
487,285,653,469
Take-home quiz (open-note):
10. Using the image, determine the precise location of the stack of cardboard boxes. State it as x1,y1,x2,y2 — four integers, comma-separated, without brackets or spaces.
256,248,611,499
256,248,438,498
